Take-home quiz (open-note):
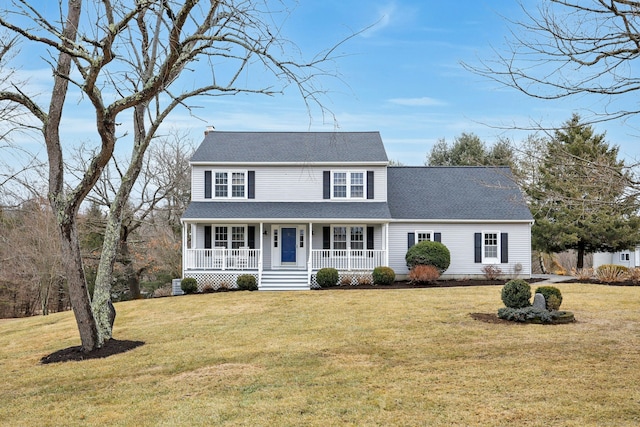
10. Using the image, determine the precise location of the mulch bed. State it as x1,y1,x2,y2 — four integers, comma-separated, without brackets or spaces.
40,339,144,364
323,278,545,290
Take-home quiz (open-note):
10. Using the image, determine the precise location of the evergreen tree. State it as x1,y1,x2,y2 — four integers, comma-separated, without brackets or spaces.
526,114,640,269
426,133,514,166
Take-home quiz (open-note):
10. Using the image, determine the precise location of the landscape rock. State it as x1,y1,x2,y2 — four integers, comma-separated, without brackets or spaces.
533,293,546,309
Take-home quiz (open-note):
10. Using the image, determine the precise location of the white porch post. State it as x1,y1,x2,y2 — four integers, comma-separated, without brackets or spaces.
181,221,186,277
259,223,264,282
307,222,313,284
384,223,389,266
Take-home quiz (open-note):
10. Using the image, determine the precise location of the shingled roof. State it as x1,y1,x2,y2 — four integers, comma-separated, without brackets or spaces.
190,131,389,163
182,201,392,221
387,166,533,221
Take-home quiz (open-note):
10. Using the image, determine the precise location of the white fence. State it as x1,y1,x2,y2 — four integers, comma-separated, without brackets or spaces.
184,248,261,270
311,250,387,271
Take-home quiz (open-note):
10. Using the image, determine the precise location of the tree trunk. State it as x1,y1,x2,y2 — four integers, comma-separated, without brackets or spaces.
58,219,99,352
538,252,548,274
122,239,142,299
91,211,122,344
577,241,585,270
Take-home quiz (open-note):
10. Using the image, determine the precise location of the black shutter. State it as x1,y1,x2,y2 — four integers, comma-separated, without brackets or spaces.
248,226,255,249
323,171,331,199
434,232,441,243
408,232,415,249
501,233,509,263
204,226,212,249
248,171,255,199
367,226,374,250
204,171,212,199
323,226,331,249
474,233,482,263
367,171,374,199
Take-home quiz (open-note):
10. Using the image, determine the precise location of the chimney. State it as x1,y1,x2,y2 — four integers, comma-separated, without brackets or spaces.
204,125,215,136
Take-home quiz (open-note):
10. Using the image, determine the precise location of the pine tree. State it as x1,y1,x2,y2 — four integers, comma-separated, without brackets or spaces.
526,114,640,268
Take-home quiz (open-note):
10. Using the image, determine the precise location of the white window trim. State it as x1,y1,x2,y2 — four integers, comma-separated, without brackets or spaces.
331,225,366,250
331,170,366,199
620,252,630,261
482,230,501,264
212,224,248,248
416,230,434,243
209,169,248,199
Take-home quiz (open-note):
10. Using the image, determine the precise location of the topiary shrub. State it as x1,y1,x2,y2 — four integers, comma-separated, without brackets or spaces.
501,279,531,309
316,268,339,288
372,266,395,286
535,285,563,310
408,264,440,284
180,277,198,294
405,241,450,273
237,274,257,291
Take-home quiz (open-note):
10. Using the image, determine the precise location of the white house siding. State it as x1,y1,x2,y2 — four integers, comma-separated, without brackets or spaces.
593,248,640,270
190,165,387,202
388,222,532,279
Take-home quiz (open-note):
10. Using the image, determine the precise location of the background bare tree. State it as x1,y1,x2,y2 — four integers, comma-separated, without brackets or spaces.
465,0,640,124
0,1,351,352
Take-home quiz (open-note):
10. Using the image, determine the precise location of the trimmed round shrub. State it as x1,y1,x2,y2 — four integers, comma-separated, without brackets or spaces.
372,266,395,286
316,268,339,288
237,274,257,291
180,277,198,294
405,241,451,273
501,279,531,309
535,285,563,310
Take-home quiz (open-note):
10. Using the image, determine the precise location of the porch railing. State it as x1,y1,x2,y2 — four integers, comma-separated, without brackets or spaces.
311,249,387,271
184,248,261,270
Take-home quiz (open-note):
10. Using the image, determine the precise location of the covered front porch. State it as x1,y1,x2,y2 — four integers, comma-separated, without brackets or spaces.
181,221,389,290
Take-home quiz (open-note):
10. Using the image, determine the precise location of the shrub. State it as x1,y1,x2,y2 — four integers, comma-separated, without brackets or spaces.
180,277,198,294
408,265,440,284
501,279,531,309
497,306,575,324
357,274,372,286
237,274,257,291
481,265,502,280
595,264,629,282
571,267,594,281
405,241,451,273
628,267,640,284
372,266,395,286
316,268,339,288
535,285,563,310
498,306,553,323
340,274,354,286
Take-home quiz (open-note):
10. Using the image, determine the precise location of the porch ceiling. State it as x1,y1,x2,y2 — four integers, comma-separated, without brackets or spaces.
182,201,391,221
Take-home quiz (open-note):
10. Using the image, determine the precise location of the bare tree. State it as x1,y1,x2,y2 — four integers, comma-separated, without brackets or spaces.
464,1,640,124
0,1,352,351
83,131,193,301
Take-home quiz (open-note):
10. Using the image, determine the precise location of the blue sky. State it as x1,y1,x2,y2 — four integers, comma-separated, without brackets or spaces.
7,0,640,166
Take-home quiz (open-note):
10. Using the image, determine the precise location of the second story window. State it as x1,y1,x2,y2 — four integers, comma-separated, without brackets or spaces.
205,170,247,199
332,171,365,199
215,172,228,197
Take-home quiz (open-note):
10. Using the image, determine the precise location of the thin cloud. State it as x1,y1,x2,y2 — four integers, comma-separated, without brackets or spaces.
388,97,447,107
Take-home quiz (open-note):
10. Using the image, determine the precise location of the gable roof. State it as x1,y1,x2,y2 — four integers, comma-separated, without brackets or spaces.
387,166,533,221
190,131,389,164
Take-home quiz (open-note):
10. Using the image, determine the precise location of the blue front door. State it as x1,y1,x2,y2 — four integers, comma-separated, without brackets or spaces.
281,228,297,263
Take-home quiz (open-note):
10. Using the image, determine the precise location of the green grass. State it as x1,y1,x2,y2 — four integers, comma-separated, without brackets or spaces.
1,284,640,426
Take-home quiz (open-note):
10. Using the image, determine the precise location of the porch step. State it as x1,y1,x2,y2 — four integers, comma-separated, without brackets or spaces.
260,270,310,291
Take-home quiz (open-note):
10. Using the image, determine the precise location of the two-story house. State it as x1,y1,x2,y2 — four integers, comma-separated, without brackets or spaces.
180,131,533,291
